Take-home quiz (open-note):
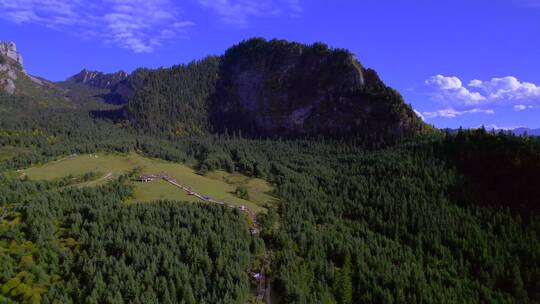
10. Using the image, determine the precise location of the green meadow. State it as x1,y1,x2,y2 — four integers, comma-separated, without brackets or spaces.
22,152,275,213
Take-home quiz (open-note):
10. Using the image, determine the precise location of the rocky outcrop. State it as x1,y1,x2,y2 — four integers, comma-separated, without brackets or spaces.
0,42,23,68
67,69,129,88
209,38,424,138
126,38,425,139
0,41,62,97
0,41,24,94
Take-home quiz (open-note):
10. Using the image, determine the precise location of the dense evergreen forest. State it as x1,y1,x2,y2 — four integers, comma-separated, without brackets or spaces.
0,175,260,303
127,57,220,136
1,91,539,303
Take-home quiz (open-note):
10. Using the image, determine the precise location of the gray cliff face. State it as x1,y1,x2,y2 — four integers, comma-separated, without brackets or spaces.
0,42,23,68
0,41,60,96
0,41,24,94
208,38,424,138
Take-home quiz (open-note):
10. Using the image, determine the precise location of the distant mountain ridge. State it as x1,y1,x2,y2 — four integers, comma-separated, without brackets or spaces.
482,125,540,136
507,127,540,136
445,126,540,137
67,69,129,89
56,68,148,105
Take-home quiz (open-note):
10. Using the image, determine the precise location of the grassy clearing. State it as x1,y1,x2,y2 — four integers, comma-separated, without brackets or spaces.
205,170,277,207
23,152,275,213
132,179,201,203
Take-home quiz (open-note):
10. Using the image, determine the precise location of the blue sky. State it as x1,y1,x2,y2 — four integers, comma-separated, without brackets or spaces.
1,0,539,129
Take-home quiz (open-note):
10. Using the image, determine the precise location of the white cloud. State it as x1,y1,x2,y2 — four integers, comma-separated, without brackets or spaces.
196,0,302,26
423,74,540,118
513,104,537,111
0,0,80,26
425,75,486,106
172,21,196,28
423,107,494,119
1,0,302,51
514,104,527,111
286,0,303,14
0,0,192,53
483,124,527,131
468,76,540,101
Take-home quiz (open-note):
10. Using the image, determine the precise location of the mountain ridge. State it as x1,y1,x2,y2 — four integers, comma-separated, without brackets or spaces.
66,69,129,89
128,38,427,139
3,38,428,140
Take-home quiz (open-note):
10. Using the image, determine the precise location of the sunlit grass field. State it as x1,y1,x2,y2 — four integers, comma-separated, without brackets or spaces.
22,152,275,213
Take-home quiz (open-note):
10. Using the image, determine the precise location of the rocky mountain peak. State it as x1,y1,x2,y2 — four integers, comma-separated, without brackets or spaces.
68,69,129,88
126,38,425,139
207,38,425,138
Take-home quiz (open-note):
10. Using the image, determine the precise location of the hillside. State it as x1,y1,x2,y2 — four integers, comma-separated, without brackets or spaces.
127,57,220,135
0,42,68,106
127,38,426,139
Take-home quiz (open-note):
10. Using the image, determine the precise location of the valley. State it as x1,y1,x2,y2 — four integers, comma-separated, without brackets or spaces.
22,152,275,213
0,36,538,304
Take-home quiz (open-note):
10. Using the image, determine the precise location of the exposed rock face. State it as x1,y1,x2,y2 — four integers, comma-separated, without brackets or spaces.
0,42,23,68
209,38,424,138
0,41,24,94
68,69,129,88
126,38,424,139
0,41,59,96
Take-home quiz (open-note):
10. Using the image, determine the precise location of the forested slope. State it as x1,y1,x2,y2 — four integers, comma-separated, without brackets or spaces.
127,57,220,136
125,38,426,140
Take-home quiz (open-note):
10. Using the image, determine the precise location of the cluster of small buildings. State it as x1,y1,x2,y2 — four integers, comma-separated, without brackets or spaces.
138,175,154,182
137,173,260,235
